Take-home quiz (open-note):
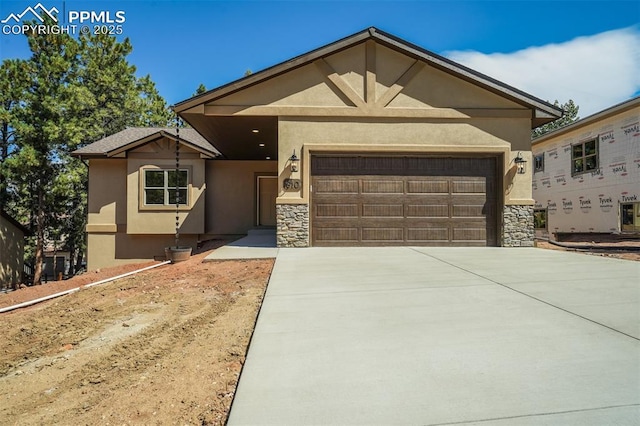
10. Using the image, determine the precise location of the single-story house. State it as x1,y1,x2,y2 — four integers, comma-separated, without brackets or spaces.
0,209,29,288
532,96,640,239
74,27,562,270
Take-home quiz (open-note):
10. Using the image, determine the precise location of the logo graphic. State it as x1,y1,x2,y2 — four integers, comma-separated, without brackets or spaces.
578,197,591,214
598,194,613,213
2,3,126,36
1,3,58,24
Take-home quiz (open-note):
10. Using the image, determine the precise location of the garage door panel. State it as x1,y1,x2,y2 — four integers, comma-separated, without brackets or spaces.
361,157,406,173
315,204,359,217
361,180,404,194
314,179,359,194
452,227,487,241
406,180,449,194
362,227,404,241
315,227,359,242
362,204,404,217
452,180,487,193
407,227,449,242
311,156,498,247
406,204,449,218
451,204,486,218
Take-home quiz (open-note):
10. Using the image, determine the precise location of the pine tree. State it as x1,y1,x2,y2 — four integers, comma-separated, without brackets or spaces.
6,21,81,284
2,22,174,284
194,83,207,96
532,100,580,138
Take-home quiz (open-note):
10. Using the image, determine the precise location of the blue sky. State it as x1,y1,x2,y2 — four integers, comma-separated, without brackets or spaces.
1,0,639,116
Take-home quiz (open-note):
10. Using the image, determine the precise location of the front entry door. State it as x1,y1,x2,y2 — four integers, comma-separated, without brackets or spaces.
258,176,278,226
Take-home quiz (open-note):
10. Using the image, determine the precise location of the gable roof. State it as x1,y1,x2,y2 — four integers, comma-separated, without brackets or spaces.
174,27,562,127
0,209,30,235
72,127,220,159
532,96,640,145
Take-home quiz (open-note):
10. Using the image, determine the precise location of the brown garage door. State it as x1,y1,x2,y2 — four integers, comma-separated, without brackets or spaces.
311,156,498,246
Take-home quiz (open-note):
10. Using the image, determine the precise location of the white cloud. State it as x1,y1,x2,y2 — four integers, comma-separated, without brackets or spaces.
444,27,640,117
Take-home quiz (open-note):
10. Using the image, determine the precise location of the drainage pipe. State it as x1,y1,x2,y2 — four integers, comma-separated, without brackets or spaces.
0,261,171,314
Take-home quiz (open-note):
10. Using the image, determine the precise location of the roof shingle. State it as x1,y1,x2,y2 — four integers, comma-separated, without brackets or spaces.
72,127,219,157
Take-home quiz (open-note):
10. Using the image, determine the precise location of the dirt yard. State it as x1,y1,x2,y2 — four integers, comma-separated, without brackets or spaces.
1,240,637,425
0,247,274,425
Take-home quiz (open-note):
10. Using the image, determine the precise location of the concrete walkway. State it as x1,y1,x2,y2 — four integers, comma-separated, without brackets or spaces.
228,247,640,425
203,229,278,261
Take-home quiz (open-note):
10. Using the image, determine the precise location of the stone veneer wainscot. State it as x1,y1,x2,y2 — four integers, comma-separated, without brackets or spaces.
502,205,534,247
277,204,309,247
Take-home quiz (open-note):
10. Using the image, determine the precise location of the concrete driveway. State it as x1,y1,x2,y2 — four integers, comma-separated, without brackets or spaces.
227,247,640,425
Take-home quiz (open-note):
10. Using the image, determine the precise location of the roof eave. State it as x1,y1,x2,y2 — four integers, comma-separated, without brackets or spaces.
532,96,640,145
174,29,372,113
0,210,31,235
70,151,108,159
72,130,220,159
175,26,562,122
368,28,563,120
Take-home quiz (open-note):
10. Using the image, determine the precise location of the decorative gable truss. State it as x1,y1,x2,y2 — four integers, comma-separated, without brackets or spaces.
202,40,535,122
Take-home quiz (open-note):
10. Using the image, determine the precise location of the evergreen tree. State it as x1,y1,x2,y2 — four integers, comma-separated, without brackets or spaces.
2,22,173,285
194,83,207,96
5,21,81,284
0,59,29,207
133,75,173,127
532,99,580,138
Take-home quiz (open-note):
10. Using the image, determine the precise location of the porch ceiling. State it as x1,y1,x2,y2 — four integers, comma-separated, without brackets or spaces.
180,114,278,161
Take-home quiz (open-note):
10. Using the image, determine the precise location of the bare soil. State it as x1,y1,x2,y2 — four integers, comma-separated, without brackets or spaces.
536,240,640,262
0,246,274,425
1,239,636,425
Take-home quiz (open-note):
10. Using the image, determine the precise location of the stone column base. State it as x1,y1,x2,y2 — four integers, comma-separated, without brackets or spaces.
502,205,534,247
276,204,309,247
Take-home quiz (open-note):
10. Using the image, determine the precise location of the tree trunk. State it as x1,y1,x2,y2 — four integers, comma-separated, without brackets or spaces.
52,243,58,281
76,250,83,273
32,186,44,285
0,122,8,205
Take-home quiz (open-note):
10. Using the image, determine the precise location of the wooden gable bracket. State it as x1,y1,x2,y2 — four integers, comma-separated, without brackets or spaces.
375,60,425,109
313,58,366,109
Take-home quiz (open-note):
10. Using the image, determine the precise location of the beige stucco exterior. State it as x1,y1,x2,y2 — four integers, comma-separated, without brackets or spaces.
198,41,538,209
82,28,560,268
277,118,532,205
204,160,277,236
85,142,278,270
0,212,26,288
85,139,207,270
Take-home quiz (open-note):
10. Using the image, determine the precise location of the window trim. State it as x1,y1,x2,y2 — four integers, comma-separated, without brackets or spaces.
140,167,191,211
571,137,599,176
534,153,544,173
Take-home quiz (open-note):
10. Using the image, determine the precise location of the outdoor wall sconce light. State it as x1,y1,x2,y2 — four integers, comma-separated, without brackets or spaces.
514,152,527,174
289,149,300,172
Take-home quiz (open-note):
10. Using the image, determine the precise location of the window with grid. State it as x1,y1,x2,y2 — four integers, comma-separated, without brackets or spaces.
143,169,188,205
571,138,598,176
